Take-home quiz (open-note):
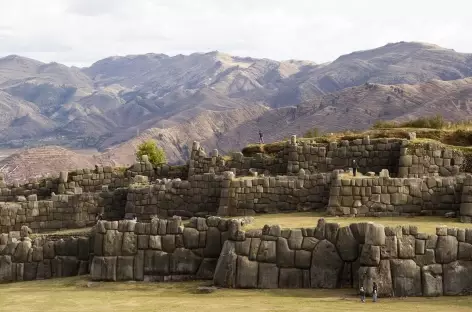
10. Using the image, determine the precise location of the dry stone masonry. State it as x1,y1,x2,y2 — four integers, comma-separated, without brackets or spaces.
90,217,243,282
0,135,472,296
0,226,90,282
2,136,472,233
213,219,472,296
327,175,464,217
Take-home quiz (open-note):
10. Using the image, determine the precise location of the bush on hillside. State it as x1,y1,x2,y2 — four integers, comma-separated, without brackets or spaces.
303,127,321,138
372,115,446,129
136,140,167,166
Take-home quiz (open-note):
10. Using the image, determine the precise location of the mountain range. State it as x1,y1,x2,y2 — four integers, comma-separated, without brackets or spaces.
2,41,472,181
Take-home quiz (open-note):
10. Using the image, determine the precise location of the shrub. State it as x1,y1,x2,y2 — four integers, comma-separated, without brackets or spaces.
372,115,446,129
303,127,321,138
136,140,167,166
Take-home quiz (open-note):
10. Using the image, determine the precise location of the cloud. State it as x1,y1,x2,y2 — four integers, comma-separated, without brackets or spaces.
0,0,470,66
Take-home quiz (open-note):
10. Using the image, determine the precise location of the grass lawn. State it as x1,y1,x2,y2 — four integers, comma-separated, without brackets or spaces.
0,276,470,312
244,212,472,234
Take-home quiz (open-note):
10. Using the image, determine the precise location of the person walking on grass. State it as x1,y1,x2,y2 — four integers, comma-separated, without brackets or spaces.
259,130,264,144
372,282,378,302
352,159,359,177
360,286,366,303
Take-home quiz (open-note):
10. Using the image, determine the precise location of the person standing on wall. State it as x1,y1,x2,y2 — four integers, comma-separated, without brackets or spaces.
372,282,378,302
352,159,359,177
259,130,264,144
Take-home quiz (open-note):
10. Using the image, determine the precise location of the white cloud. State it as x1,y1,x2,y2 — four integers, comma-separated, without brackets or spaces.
0,0,470,66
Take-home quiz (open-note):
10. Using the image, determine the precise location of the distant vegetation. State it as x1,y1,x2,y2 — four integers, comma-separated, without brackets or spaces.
136,140,167,166
371,115,472,130
303,127,322,138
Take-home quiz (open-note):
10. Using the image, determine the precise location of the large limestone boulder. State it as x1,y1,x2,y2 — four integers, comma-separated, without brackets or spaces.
121,232,137,256
349,223,369,243
443,260,472,295
381,236,398,259
91,256,117,281
398,235,415,259
422,264,443,297
256,240,277,263
103,230,123,256
276,238,295,267
196,258,218,280
116,256,134,281
360,245,380,266
310,240,343,288
390,259,422,297
213,241,237,288
13,240,32,263
169,248,202,275
0,255,13,282
279,268,303,288
258,262,279,288
336,226,359,261
358,260,393,297
144,250,170,275
436,235,458,264
204,227,222,258
236,256,258,288
365,223,385,246
183,228,200,249
458,242,472,261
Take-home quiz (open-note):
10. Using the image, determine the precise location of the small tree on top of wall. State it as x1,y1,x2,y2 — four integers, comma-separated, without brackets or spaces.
136,140,167,166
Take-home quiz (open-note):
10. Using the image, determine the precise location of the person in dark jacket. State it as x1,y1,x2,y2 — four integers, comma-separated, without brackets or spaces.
372,282,378,302
352,159,359,177
95,213,103,223
360,286,366,303
259,130,264,144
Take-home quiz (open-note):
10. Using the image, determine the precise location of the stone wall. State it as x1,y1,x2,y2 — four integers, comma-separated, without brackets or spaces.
0,228,90,282
124,174,223,221
218,173,333,216
285,137,403,176
213,219,472,296
189,137,404,178
90,217,240,282
0,193,102,233
327,176,465,217
0,174,59,201
398,142,463,178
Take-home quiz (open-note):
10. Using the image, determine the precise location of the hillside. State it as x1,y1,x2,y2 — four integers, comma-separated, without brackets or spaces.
0,146,98,183
1,41,472,173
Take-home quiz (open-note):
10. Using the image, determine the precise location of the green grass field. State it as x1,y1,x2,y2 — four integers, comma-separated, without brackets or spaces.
0,276,471,312
244,212,472,234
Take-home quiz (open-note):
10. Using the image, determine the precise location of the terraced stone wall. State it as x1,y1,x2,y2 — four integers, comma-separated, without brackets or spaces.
284,137,403,176
188,138,403,178
124,173,224,221
0,193,102,233
327,176,465,217
90,217,241,282
213,220,472,296
0,173,59,201
398,142,463,178
218,172,333,216
0,227,91,282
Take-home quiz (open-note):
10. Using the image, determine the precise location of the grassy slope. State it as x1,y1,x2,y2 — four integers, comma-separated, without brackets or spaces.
0,276,470,312
33,213,471,238
244,212,472,233
241,127,472,157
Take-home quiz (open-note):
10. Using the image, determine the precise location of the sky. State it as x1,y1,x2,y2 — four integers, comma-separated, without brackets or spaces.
0,0,470,67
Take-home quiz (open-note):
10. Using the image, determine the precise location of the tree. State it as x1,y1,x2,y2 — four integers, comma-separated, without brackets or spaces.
303,127,321,138
136,140,167,166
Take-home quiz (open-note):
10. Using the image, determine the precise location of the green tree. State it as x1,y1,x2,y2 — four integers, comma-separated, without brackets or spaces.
303,127,321,138
136,140,167,166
